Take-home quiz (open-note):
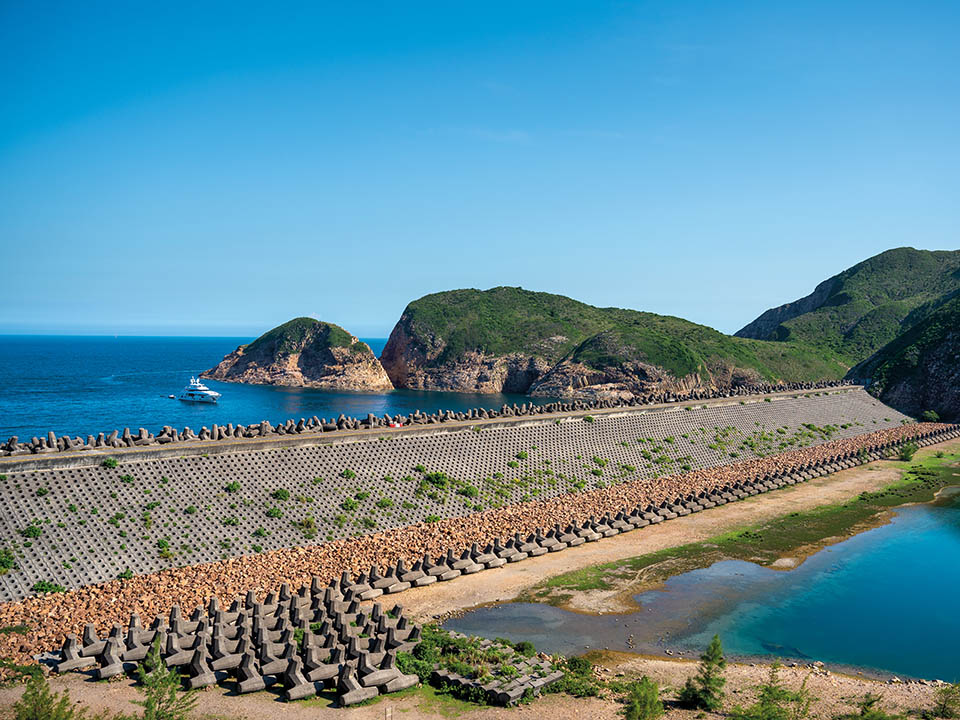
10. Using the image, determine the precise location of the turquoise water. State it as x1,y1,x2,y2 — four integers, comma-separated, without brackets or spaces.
0,336,555,440
447,490,960,681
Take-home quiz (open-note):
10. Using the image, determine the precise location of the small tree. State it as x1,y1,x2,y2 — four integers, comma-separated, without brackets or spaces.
14,672,89,720
678,634,727,711
625,676,664,720
728,663,816,720
134,636,197,720
930,682,960,719
921,410,940,423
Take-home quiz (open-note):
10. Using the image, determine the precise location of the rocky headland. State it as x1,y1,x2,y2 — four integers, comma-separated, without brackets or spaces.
379,287,844,399
203,317,393,391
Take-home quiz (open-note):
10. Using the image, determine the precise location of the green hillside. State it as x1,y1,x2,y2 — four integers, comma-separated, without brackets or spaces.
849,292,960,419
391,287,845,385
246,317,369,356
736,247,960,366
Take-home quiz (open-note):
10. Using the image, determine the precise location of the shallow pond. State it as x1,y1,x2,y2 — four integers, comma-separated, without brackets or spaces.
446,488,960,681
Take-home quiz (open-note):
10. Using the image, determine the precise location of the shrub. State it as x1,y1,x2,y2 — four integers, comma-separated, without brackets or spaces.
271,488,290,501
834,693,902,720
13,672,93,720
512,640,535,657
225,481,241,493
677,634,726,711
101,457,118,468
361,517,377,529
184,505,196,515
583,415,594,423
516,451,528,460
135,636,197,720
728,663,815,720
221,516,239,526
376,497,394,508
898,442,919,461
929,683,960,719
20,524,42,539
294,516,317,538
35,488,49,497
414,464,427,473
117,568,134,580
0,547,17,573
624,676,664,720
265,506,283,519
340,468,357,479
922,410,941,423
31,580,65,594
340,498,358,512
507,461,519,469
354,491,370,501
424,514,441,523
458,485,479,498
120,474,135,484
252,526,269,537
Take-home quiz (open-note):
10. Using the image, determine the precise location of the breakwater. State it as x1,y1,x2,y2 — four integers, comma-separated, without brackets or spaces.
0,387,901,601
1,379,848,457
1,422,955,675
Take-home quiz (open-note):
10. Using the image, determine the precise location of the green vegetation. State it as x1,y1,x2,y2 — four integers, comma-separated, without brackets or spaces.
522,449,959,606
396,286,845,387
929,682,960,719
265,506,283,519
678,634,726,711
340,498,358,512
31,580,66,594
135,636,198,720
0,547,17,574
851,293,960,420
729,663,815,720
738,248,960,366
102,457,118,469
340,468,357,480
239,316,370,357
623,676,664,720
834,694,903,720
271,488,290,500
224,481,240,493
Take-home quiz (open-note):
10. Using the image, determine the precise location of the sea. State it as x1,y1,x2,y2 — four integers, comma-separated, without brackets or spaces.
0,336,553,441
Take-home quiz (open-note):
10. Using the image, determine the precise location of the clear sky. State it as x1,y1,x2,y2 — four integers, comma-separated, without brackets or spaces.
1,1,957,337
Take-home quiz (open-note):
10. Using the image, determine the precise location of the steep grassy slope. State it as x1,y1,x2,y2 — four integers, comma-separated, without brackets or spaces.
850,292,960,420
204,317,393,390
736,247,960,366
380,287,845,395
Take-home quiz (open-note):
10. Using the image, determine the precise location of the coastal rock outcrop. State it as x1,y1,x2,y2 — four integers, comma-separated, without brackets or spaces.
380,287,843,398
203,317,393,391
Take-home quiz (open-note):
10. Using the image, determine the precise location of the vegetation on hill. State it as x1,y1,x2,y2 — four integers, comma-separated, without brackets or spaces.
383,287,845,393
736,247,960,366
245,317,369,356
849,292,960,420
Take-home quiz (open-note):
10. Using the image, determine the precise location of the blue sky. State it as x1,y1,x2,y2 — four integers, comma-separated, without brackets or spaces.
1,1,957,337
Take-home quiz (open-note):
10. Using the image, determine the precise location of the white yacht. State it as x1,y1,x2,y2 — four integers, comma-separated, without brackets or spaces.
177,377,221,404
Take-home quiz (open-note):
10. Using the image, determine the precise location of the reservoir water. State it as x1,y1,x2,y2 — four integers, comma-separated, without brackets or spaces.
446,489,960,682
0,336,554,440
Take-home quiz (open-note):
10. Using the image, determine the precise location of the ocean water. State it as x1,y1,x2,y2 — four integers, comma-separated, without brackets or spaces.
0,336,554,440
446,490,960,681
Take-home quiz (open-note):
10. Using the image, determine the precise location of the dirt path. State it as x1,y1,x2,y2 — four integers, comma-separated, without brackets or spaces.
2,440,954,719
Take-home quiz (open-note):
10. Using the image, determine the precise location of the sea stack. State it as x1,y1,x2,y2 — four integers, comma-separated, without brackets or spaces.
203,317,394,391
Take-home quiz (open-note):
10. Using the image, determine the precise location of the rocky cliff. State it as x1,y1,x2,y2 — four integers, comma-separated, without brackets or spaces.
379,287,844,399
203,317,393,391
849,293,960,421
